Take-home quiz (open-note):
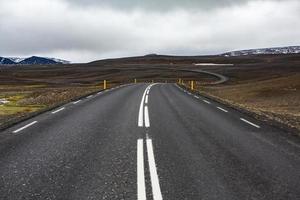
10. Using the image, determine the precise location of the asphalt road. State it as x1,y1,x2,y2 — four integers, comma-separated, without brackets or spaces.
181,69,229,84
0,83,299,200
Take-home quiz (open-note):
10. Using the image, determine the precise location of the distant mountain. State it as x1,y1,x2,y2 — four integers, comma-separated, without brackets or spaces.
0,57,16,65
45,57,70,64
7,57,26,63
19,56,62,65
222,46,300,57
0,56,70,65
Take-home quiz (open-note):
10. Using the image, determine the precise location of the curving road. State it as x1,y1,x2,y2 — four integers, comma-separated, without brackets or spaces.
0,83,299,200
179,69,229,84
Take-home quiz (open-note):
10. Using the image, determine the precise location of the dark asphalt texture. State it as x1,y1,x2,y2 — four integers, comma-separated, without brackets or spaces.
0,83,299,200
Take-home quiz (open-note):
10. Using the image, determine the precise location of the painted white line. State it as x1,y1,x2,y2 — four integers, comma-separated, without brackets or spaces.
138,86,150,127
187,92,191,95
73,100,82,104
97,92,102,95
86,95,93,98
194,95,199,99
13,121,38,133
203,100,211,104
217,107,228,113
138,84,156,127
51,107,65,114
240,118,260,128
145,95,149,104
137,139,146,200
144,106,150,128
146,139,163,200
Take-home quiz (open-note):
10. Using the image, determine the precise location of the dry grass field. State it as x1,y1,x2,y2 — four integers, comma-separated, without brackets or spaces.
0,84,100,128
190,54,300,132
199,74,300,131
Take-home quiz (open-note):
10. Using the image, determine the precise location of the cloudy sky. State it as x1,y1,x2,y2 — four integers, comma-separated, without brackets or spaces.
0,0,299,62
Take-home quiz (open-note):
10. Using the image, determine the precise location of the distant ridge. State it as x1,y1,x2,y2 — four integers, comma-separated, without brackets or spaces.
222,46,300,57
0,57,16,65
0,56,70,65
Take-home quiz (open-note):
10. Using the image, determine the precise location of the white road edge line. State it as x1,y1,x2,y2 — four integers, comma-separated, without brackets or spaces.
194,95,199,99
217,107,228,113
13,121,38,133
86,95,93,98
51,107,65,114
240,118,260,128
73,100,82,104
137,139,147,200
146,139,163,200
97,92,102,94
203,100,211,104
144,106,150,128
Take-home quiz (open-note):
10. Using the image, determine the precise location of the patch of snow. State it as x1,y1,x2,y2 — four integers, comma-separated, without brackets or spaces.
223,46,300,57
0,98,9,105
45,57,71,64
8,57,26,63
194,63,234,66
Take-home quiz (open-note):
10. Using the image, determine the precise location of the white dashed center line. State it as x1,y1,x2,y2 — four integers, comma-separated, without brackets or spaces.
138,84,156,127
144,106,150,128
145,95,149,104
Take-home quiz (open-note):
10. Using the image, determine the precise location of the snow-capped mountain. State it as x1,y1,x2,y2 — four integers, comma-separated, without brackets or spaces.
7,57,26,63
0,57,16,65
19,56,63,65
0,56,70,65
45,57,70,64
222,46,300,57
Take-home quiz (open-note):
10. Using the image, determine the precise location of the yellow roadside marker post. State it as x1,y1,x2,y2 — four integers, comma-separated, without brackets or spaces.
134,79,137,84
103,80,107,90
191,80,194,90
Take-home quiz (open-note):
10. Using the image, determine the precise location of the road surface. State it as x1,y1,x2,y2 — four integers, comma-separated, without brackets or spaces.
0,83,299,200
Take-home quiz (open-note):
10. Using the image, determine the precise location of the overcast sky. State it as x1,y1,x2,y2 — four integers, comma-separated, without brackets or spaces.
0,0,299,62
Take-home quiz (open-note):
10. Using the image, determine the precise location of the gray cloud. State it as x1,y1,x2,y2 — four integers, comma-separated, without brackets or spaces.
0,0,299,62
65,0,283,10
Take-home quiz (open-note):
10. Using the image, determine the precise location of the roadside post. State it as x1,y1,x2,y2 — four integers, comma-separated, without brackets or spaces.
191,80,194,90
103,80,107,90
